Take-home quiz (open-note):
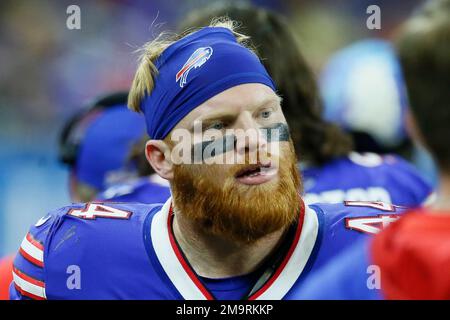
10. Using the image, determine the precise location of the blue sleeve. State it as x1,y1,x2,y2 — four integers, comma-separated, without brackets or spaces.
10,208,65,300
308,201,406,272
293,239,383,300
11,201,161,300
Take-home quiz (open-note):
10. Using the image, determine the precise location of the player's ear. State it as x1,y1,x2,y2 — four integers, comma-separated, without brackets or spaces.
145,140,174,180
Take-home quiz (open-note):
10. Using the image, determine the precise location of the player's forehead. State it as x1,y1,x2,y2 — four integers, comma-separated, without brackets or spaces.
177,83,281,127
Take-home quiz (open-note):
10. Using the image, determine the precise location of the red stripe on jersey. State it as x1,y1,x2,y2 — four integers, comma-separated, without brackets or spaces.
248,198,305,300
14,283,45,301
167,206,214,300
19,247,44,268
26,233,44,251
166,196,305,300
13,266,45,288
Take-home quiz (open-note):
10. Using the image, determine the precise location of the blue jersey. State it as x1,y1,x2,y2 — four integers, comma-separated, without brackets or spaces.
302,152,433,206
292,209,450,300
10,198,407,300
97,175,171,204
290,239,381,299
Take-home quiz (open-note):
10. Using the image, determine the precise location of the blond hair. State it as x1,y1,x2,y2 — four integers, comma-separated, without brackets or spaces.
128,17,251,113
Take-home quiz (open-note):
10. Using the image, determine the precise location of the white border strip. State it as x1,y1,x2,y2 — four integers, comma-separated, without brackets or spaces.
13,271,46,299
20,235,44,264
150,197,207,300
255,205,319,300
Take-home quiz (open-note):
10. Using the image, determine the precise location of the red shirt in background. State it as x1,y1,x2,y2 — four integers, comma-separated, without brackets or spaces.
372,210,450,299
0,255,14,300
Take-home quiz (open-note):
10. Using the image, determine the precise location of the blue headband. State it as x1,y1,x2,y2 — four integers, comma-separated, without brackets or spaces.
140,27,276,139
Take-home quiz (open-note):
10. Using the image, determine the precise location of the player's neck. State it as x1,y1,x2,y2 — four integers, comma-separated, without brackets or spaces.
432,174,450,214
172,211,287,279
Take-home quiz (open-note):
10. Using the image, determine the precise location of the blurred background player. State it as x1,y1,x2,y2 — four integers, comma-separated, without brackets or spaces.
293,0,450,299
59,91,170,203
178,3,434,206
1,91,171,299
320,38,439,187
95,134,171,203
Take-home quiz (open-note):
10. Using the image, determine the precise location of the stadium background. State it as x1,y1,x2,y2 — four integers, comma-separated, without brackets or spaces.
0,0,426,255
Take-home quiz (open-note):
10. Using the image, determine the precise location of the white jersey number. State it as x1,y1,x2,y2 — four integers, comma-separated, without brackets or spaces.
67,203,132,220
344,201,401,234
345,215,400,235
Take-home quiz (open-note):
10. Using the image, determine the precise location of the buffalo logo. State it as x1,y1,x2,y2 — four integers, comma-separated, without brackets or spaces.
176,47,213,88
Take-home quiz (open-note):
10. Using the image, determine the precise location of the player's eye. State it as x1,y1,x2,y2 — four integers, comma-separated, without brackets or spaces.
204,121,225,131
260,110,272,119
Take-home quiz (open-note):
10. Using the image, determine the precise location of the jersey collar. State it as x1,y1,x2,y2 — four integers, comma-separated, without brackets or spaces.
150,197,319,300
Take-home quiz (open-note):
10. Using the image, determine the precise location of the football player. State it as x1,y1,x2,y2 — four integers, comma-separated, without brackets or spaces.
11,19,407,300
59,91,170,203
94,133,171,203
129,3,432,207
2,92,160,299
292,0,450,300
320,38,439,187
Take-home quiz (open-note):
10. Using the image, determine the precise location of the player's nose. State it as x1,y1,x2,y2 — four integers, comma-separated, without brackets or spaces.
234,113,268,156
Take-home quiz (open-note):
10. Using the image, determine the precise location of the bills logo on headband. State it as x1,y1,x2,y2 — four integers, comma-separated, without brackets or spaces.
176,47,213,88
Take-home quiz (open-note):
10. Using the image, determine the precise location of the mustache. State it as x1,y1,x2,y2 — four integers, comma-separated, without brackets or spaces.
183,153,278,179
171,140,302,244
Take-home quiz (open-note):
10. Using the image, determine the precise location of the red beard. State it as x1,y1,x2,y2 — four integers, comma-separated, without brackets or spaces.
171,141,302,244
